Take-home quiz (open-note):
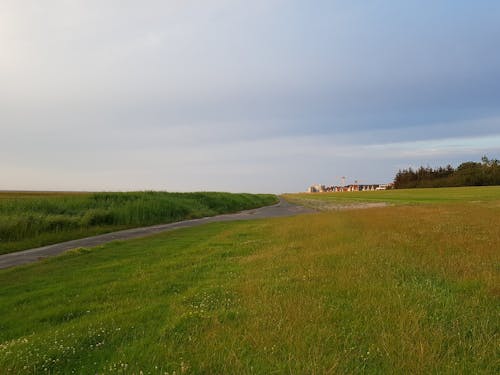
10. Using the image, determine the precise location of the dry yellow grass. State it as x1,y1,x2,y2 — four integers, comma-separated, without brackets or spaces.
199,203,500,373
142,202,498,373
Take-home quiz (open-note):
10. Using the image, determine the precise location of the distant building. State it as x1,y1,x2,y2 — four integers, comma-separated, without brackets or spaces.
307,184,326,193
307,182,393,193
376,183,393,190
307,186,316,193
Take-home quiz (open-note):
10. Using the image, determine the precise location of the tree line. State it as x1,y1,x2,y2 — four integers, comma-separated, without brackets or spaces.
394,156,500,189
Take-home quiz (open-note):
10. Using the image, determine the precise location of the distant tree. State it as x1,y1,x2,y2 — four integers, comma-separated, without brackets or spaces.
393,156,500,189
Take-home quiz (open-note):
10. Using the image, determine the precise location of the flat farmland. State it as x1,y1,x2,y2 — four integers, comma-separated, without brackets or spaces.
0,187,498,373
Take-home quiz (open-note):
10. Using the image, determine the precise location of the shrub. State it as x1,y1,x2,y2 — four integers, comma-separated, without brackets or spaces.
80,209,114,226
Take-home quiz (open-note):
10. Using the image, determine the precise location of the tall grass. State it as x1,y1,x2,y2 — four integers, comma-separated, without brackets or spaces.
0,191,277,254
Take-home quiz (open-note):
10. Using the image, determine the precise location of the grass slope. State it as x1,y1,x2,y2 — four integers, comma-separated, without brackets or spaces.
0,189,498,373
0,191,277,255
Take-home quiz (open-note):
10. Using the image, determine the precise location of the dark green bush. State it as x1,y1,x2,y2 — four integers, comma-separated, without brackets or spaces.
80,209,115,226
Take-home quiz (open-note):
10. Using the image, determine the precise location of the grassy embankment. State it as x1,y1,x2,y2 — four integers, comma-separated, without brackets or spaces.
0,186,499,373
0,191,277,255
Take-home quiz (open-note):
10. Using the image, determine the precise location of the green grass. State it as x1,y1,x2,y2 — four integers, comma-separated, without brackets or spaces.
0,188,498,373
284,185,500,206
0,191,277,255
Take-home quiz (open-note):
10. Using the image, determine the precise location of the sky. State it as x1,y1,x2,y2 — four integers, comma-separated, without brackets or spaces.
1,1,499,193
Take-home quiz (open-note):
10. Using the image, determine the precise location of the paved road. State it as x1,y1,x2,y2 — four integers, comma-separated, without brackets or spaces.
0,198,314,269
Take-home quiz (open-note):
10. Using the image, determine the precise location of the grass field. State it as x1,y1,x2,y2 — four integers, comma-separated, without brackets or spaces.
0,191,277,255
0,187,498,373
283,185,500,205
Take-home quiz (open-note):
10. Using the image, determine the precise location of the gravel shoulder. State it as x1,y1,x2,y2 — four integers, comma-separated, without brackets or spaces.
283,197,389,211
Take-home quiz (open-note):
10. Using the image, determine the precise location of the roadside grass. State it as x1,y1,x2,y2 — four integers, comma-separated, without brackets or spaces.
0,191,277,255
283,185,500,207
0,196,498,373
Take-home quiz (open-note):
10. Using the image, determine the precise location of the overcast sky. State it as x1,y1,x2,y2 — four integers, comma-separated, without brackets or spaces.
1,1,499,193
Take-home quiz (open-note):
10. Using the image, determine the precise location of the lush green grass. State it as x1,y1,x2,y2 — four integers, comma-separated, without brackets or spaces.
0,189,498,373
284,185,500,206
0,191,277,255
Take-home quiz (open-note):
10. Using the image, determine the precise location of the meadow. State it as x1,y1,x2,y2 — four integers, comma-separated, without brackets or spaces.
0,186,498,373
0,191,277,255
283,185,500,205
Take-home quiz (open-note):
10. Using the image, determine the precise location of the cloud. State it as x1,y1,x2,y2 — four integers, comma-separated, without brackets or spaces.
1,1,499,192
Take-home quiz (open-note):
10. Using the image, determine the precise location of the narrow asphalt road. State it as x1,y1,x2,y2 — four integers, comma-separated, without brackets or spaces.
0,198,314,270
